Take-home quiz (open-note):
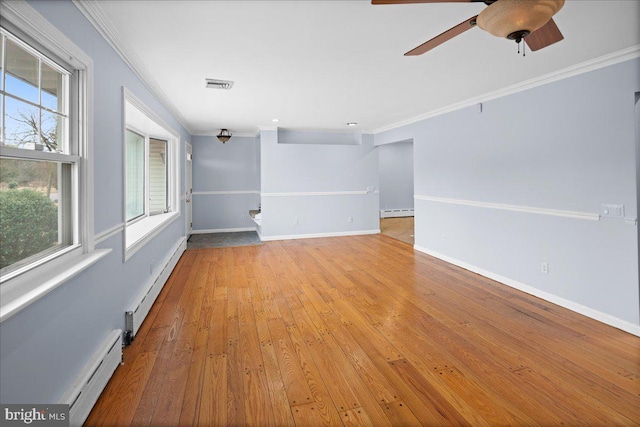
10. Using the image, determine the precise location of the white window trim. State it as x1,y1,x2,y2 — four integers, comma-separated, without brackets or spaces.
125,211,179,259
0,0,102,323
123,87,180,261
125,126,147,222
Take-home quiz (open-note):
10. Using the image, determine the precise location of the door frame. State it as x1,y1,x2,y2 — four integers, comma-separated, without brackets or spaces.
185,142,193,238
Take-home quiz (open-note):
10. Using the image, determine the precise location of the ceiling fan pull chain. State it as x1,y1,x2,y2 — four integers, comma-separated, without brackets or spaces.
516,38,526,57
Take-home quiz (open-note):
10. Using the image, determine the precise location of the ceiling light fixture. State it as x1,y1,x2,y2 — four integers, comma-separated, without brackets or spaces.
477,0,565,55
346,122,358,127
217,129,232,143
272,119,280,123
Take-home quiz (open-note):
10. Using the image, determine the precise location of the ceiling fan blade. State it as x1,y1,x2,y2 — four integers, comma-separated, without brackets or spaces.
525,18,564,51
372,0,478,4
405,15,478,56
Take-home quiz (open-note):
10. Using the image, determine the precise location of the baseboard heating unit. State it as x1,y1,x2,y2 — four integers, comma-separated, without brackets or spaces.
125,238,186,344
380,208,414,218
60,329,122,427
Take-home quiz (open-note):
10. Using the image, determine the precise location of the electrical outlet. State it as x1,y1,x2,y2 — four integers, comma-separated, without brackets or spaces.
294,218,299,225
601,204,625,218
241,214,245,220
541,262,549,274
348,216,353,223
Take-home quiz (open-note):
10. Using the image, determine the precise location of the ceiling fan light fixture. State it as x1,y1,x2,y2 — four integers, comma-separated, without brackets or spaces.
217,129,232,143
477,0,564,39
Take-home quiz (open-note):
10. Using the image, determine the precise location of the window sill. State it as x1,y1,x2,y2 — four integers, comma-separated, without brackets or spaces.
0,249,112,323
125,211,179,260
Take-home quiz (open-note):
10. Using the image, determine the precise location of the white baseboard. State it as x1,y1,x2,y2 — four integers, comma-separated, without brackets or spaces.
414,245,640,337
60,329,122,427
125,237,186,340
380,208,414,218
191,227,256,234
260,229,380,242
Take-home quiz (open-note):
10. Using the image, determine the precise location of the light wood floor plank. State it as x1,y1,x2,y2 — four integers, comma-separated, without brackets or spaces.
197,354,227,426
291,400,342,426
243,367,277,427
178,302,212,426
268,317,314,407
379,400,422,427
254,306,296,426
223,288,247,427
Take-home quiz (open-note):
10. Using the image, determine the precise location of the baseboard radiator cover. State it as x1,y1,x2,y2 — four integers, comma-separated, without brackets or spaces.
380,208,414,218
60,329,122,427
125,237,186,344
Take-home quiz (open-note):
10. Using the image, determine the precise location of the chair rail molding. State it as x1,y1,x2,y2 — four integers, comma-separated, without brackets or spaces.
414,195,601,221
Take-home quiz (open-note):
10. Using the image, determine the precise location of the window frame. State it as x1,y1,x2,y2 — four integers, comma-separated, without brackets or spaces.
0,28,78,280
125,127,146,223
1,31,70,151
123,87,179,261
0,1,108,323
148,137,169,215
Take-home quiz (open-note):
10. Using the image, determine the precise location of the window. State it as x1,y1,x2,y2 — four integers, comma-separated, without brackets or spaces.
123,89,179,259
125,130,170,221
126,129,145,221
0,27,77,278
0,2,105,323
149,138,168,214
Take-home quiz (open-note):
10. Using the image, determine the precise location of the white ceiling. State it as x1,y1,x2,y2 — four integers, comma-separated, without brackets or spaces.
83,0,639,135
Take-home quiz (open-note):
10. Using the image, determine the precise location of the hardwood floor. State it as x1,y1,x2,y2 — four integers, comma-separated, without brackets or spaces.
86,235,640,426
380,217,414,246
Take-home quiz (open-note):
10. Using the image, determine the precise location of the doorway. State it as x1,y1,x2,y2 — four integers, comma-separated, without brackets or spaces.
380,216,415,245
378,139,414,245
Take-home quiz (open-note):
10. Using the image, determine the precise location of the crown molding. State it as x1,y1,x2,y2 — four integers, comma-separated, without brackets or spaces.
72,0,194,135
1,0,93,69
372,45,640,134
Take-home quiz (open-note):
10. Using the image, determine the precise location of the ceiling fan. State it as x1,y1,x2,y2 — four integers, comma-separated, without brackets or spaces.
372,0,565,56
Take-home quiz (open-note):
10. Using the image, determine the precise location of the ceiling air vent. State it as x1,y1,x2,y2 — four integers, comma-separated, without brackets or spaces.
205,78,234,90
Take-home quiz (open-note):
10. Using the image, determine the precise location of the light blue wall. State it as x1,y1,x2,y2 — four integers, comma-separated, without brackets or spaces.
259,130,379,238
376,57,640,327
261,131,378,193
0,0,191,404
192,135,260,231
378,140,414,211
278,128,362,145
